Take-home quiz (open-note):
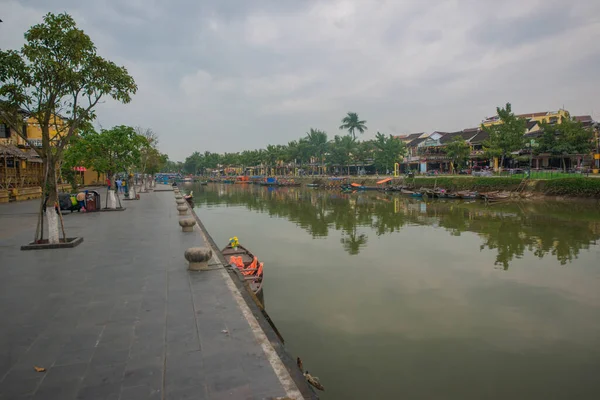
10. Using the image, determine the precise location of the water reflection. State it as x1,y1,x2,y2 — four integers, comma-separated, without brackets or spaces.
193,184,600,269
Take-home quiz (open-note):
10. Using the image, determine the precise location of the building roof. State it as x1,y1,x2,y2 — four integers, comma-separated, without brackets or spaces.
516,112,552,118
526,120,539,131
24,148,42,163
394,132,423,141
0,144,27,158
406,137,427,147
573,115,593,123
467,129,489,144
439,130,478,144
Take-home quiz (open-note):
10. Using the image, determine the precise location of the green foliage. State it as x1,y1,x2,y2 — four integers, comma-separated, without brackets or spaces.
0,12,137,159
445,138,470,171
327,135,356,173
339,112,367,140
407,177,523,191
372,132,407,172
481,103,526,162
537,115,595,171
63,125,145,178
543,178,600,197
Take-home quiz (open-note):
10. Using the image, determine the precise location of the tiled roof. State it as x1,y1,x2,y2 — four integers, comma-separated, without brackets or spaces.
407,137,427,147
526,120,538,131
468,130,489,144
573,115,593,122
0,144,27,158
516,112,549,118
395,132,423,141
440,130,477,144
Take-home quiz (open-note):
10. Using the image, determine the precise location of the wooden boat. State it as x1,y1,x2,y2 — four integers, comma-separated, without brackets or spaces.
457,190,478,199
400,189,423,197
277,181,301,187
481,191,511,202
221,244,264,295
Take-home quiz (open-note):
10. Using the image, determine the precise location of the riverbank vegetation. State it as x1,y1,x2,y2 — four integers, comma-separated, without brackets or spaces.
181,112,408,176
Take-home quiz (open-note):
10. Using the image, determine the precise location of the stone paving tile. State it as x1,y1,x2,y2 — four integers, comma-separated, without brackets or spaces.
0,188,295,400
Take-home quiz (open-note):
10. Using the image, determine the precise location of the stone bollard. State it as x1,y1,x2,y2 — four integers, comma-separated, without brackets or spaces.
179,217,196,232
177,205,188,215
175,194,182,199
185,247,213,271
176,198,186,205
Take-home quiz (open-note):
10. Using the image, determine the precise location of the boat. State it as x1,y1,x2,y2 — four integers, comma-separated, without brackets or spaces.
235,176,250,184
277,180,301,187
400,189,423,197
198,181,208,186
481,191,511,202
457,190,478,199
222,243,264,295
221,178,235,184
306,183,320,188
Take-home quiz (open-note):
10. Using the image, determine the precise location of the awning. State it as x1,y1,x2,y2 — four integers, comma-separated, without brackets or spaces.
377,178,392,184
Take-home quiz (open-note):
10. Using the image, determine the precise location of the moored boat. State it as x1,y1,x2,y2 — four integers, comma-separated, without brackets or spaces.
222,242,264,295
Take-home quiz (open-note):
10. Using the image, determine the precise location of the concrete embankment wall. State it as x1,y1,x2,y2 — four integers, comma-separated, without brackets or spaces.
186,201,318,400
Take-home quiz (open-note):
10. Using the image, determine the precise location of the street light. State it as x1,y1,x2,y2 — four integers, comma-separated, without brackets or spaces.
525,138,539,177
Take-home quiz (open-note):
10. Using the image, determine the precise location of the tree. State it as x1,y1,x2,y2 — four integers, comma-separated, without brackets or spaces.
538,115,594,171
64,126,145,208
0,13,136,243
327,135,356,175
306,128,328,174
339,112,367,140
353,140,373,174
481,103,526,171
372,132,407,173
445,138,471,173
136,127,159,189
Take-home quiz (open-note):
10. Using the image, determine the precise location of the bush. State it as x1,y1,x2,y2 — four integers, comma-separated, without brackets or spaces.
543,178,600,197
406,177,522,191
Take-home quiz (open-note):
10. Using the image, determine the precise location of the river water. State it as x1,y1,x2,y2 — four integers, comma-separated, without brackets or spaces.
190,183,600,400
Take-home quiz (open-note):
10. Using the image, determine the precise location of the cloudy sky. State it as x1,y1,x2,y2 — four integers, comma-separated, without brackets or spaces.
2,0,600,160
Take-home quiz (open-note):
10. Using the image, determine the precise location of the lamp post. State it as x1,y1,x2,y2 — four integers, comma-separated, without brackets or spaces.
525,139,539,177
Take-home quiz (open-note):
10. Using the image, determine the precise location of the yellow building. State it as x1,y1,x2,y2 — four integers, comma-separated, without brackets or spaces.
481,109,570,127
1,115,105,192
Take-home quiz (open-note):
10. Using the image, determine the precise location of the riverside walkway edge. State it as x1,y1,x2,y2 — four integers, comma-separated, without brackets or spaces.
0,186,314,400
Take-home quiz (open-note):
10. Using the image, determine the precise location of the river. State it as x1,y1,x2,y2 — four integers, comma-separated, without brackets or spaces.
190,182,600,400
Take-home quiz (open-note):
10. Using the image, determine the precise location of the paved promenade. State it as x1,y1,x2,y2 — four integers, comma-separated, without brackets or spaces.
0,187,305,399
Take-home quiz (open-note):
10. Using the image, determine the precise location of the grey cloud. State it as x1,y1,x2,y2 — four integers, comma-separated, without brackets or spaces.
471,3,580,48
2,0,600,160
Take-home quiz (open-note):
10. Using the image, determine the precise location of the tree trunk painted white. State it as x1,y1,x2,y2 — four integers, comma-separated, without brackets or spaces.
130,184,136,199
107,189,117,209
46,206,60,244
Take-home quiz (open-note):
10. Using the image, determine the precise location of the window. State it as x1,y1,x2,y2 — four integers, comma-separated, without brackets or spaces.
549,117,558,124
0,124,10,138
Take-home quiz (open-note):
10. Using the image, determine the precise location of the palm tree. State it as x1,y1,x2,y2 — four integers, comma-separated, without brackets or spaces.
306,128,328,175
339,112,367,140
